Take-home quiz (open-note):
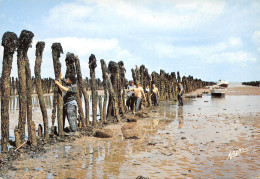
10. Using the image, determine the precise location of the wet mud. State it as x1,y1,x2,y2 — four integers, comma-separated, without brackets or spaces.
0,84,259,178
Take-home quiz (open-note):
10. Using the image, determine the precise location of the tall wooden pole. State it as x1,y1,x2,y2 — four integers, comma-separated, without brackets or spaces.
89,54,98,127
75,55,89,127
1,32,18,152
100,59,108,123
17,31,28,142
34,41,49,139
51,43,64,136
23,30,37,147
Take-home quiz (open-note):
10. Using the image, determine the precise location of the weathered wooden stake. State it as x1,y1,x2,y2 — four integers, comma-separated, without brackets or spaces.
89,54,98,127
34,41,49,139
98,95,103,123
21,30,37,146
14,126,21,148
1,32,17,152
38,124,43,138
75,55,89,127
100,59,108,123
51,43,64,136
17,31,28,142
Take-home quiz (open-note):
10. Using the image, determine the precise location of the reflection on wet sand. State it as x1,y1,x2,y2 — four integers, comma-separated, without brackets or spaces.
177,107,184,129
1,85,260,178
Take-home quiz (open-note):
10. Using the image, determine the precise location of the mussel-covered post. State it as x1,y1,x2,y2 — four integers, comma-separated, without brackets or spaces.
17,31,28,142
1,32,18,152
177,71,181,83
135,65,140,83
65,53,84,128
51,43,64,136
89,54,98,127
34,41,49,139
145,68,152,107
100,59,108,123
23,30,37,146
107,61,120,118
75,55,89,127
159,70,165,100
106,62,120,122
118,61,126,114
131,68,137,85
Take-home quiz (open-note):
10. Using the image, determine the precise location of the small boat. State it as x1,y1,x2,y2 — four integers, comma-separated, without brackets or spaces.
210,85,227,97
217,79,229,87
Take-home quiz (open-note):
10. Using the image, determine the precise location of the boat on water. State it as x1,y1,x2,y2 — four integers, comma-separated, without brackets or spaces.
217,79,229,87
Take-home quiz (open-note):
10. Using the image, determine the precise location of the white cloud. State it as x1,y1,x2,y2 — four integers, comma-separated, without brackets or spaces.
252,31,260,44
228,37,243,48
207,51,256,65
44,37,119,56
38,37,140,78
45,0,226,32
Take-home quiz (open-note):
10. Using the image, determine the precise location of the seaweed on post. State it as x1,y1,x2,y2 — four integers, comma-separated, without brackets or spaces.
1,31,18,152
64,53,84,128
34,41,49,139
100,59,108,123
51,43,64,136
118,61,126,114
75,55,89,127
89,54,98,127
22,30,37,146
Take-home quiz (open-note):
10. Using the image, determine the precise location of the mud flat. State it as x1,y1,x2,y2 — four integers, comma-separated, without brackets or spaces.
0,83,259,178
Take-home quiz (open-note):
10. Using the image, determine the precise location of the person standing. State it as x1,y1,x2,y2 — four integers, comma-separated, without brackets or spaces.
152,83,159,106
178,82,184,106
125,81,146,113
55,73,78,133
126,81,136,111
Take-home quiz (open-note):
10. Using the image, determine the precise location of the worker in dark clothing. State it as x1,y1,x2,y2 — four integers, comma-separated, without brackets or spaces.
178,82,184,106
55,73,78,132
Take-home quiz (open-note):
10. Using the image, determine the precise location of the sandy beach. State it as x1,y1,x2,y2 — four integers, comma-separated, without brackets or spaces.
0,83,259,178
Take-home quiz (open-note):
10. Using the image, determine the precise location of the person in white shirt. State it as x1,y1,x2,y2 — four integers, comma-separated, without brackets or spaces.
126,81,136,111
125,81,146,113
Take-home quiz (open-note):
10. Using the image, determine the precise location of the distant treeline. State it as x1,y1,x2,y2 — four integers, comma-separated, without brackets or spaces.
242,81,260,87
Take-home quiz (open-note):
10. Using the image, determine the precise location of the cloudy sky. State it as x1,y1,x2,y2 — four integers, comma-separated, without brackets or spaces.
0,0,260,82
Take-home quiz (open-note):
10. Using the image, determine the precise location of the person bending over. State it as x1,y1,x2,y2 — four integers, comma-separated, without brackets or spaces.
55,73,78,132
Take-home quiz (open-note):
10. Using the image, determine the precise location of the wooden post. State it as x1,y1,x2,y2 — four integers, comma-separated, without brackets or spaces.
89,54,98,127
64,53,83,128
76,82,84,127
1,32,18,152
98,95,103,123
34,41,49,139
38,124,43,138
75,55,89,127
118,61,126,114
14,126,21,148
100,59,108,123
18,30,37,146
17,31,28,142
51,43,64,136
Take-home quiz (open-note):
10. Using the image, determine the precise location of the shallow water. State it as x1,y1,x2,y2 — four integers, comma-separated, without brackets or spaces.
1,90,259,178
0,93,106,143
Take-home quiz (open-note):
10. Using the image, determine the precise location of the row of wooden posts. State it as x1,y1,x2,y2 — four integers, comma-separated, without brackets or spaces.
0,75,104,96
1,30,213,153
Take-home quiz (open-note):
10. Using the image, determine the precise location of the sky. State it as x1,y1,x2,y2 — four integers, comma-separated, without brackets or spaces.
0,0,260,82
